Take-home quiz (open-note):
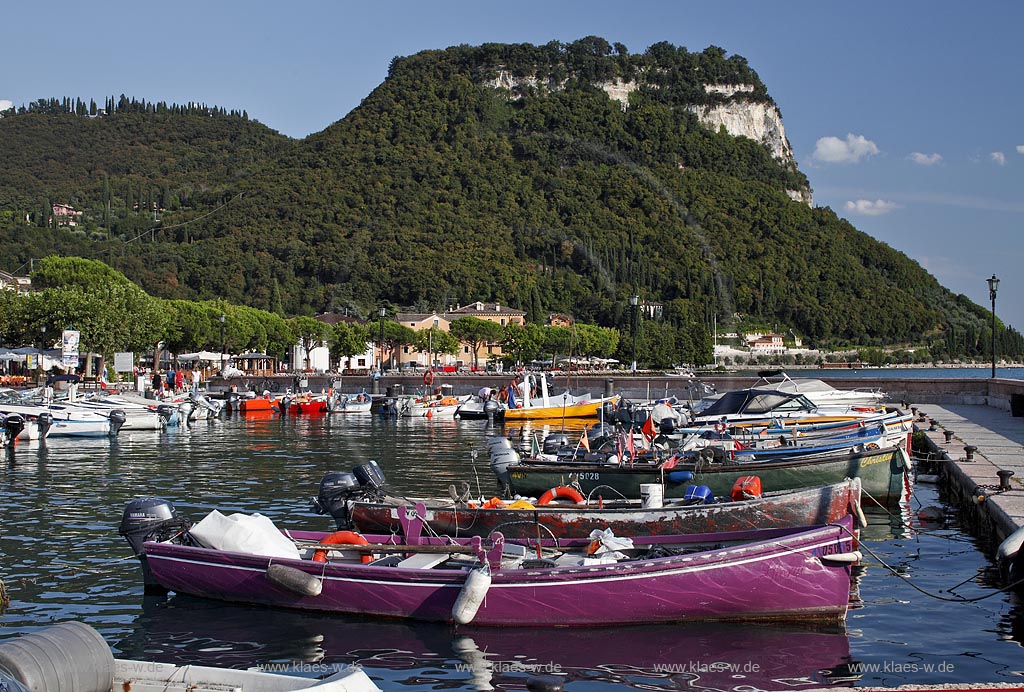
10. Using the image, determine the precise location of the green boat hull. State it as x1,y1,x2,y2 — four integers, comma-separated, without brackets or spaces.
505,445,908,507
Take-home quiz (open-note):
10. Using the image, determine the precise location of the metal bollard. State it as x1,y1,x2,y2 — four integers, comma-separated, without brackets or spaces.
943,430,955,444
929,419,938,431
964,445,977,462
998,470,1015,491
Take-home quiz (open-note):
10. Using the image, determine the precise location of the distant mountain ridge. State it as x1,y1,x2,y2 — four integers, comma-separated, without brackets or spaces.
0,37,1018,360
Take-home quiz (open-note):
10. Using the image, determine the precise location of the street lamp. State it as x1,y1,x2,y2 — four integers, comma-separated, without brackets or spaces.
378,307,386,372
987,274,999,378
628,295,639,372
430,317,438,369
219,314,226,359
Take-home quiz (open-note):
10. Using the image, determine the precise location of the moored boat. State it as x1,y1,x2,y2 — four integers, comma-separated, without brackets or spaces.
492,440,909,506
120,498,858,627
335,476,863,538
0,620,380,692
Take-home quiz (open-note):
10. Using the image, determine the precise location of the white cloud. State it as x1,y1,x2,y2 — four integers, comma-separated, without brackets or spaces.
1016,145,1024,155
991,151,1006,165
0,99,12,111
844,199,900,216
908,152,942,166
811,133,880,164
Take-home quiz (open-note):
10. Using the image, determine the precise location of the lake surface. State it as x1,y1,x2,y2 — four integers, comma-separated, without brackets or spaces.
1,412,1022,690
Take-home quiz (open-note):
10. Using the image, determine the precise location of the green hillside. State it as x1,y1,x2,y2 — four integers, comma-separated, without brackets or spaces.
0,38,1019,361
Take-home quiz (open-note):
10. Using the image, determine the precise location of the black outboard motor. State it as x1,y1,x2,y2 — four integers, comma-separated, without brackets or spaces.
311,471,362,530
34,412,51,439
542,433,570,455
226,392,240,413
118,497,191,593
353,460,386,496
3,413,25,444
108,409,127,436
660,417,676,435
156,404,174,424
276,395,293,415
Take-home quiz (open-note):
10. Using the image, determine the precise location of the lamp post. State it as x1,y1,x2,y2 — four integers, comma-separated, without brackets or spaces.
430,317,438,369
378,307,386,372
988,274,999,378
629,295,639,372
219,314,226,362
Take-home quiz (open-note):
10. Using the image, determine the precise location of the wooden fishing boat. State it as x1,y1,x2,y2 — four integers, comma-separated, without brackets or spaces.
344,478,863,538
122,500,857,627
288,393,330,414
493,442,909,507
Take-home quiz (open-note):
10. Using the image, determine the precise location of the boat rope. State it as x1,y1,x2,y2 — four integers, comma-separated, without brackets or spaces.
836,524,1024,602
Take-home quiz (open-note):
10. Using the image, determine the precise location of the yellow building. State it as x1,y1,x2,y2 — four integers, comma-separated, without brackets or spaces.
395,302,526,369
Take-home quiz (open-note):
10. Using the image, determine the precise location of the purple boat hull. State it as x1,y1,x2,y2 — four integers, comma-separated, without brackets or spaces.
141,516,856,627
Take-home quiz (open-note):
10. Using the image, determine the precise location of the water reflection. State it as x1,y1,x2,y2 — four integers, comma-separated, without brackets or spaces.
1,412,1022,689
115,595,857,691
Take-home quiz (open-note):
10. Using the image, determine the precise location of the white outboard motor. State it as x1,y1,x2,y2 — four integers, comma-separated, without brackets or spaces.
118,497,191,592
488,436,520,495
310,471,362,530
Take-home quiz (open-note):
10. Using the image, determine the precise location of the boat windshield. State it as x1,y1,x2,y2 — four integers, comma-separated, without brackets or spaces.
700,389,815,417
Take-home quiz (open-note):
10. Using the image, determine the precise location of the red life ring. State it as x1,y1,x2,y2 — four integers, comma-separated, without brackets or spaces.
537,486,585,505
312,530,372,564
714,422,728,435
423,370,434,385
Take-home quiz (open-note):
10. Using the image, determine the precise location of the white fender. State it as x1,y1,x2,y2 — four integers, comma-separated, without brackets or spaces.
819,551,862,564
452,565,492,625
997,526,1024,565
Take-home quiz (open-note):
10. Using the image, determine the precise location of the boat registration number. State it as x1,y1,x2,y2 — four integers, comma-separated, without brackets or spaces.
574,472,601,481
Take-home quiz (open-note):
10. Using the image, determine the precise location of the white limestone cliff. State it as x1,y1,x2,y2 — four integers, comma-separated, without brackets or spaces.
483,71,812,205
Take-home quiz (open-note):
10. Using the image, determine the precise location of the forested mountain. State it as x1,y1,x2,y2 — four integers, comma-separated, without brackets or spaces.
0,38,1019,361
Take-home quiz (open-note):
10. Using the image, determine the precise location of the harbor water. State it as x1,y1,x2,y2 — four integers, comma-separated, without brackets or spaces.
1,410,1023,690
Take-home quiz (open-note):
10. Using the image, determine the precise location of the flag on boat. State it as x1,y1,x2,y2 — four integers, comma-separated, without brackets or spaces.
580,430,590,453
641,416,656,443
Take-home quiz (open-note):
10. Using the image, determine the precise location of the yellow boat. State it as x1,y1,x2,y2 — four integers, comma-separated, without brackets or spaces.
503,394,619,421
500,372,619,420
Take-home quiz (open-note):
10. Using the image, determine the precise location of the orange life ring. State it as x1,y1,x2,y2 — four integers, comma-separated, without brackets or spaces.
423,370,434,385
312,530,372,564
537,486,585,505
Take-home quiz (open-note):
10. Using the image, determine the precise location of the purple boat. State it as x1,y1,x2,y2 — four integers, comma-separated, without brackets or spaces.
123,500,857,627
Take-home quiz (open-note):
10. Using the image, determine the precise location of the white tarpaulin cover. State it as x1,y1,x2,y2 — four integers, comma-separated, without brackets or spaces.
189,510,300,559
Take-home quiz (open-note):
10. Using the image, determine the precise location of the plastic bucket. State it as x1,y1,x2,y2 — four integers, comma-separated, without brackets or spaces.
0,621,114,692
639,483,664,509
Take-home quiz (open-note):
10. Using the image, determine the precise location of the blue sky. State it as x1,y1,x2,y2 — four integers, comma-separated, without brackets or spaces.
5,1,1021,330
